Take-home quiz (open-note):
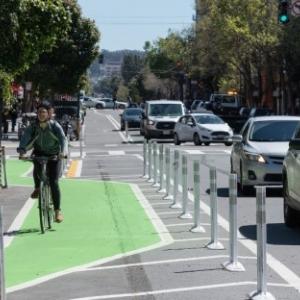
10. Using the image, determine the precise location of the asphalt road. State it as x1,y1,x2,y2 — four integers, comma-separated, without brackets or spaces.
3,108,300,300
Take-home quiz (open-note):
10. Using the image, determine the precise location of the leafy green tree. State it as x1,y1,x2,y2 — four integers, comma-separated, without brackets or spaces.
121,54,144,84
0,0,70,75
23,0,100,97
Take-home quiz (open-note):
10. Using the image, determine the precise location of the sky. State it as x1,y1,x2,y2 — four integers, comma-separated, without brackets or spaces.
77,0,195,51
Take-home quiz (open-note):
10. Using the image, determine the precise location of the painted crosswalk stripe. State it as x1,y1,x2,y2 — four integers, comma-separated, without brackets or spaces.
108,151,125,155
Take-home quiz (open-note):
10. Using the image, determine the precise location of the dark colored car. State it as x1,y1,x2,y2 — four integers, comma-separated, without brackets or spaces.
120,108,143,131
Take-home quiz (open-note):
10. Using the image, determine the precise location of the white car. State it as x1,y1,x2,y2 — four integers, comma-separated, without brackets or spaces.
231,116,300,195
80,97,105,109
282,126,300,227
174,113,233,146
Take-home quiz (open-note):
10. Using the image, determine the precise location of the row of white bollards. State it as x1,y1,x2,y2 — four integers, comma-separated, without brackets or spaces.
143,140,275,300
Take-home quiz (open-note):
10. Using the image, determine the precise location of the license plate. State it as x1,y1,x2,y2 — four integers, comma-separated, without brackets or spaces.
163,130,171,135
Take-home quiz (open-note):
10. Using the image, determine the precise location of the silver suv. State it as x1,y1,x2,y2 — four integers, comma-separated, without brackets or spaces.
283,126,300,227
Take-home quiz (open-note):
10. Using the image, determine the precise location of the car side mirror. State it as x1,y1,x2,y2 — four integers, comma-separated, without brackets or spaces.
232,134,243,143
289,139,300,150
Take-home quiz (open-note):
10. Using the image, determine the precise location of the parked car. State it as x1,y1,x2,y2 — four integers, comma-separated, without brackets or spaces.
141,100,185,140
231,116,300,195
248,107,273,118
282,125,300,227
174,113,233,146
80,96,104,109
120,108,143,131
94,98,114,109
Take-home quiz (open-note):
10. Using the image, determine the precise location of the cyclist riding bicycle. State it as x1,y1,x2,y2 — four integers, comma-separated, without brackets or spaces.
17,101,66,223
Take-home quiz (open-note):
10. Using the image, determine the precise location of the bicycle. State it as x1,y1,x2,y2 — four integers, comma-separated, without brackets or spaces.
21,155,58,234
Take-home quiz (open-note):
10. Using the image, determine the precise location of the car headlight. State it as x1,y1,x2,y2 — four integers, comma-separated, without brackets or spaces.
147,120,155,125
244,152,266,163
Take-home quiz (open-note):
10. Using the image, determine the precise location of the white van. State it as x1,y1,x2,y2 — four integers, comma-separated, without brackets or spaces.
141,100,185,139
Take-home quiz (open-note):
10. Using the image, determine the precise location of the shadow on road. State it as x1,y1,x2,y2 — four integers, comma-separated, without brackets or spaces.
206,187,283,198
239,223,300,245
4,228,40,236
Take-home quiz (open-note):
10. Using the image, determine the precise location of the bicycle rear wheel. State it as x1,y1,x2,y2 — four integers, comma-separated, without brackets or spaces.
39,182,52,233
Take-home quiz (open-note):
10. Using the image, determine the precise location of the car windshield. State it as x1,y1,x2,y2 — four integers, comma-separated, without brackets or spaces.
149,104,183,116
191,101,201,109
194,114,224,124
124,109,142,116
249,120,300,142
214,95,236,104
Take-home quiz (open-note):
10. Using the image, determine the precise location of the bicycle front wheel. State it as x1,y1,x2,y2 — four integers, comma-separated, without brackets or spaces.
39,182,52,233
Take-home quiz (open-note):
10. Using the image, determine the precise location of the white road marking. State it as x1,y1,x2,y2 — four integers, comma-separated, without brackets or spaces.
71,151,87,158
185,149,205,154
82,255,231,271
166,222,210,227
108,151,125,156
105,114,133,143
157,211,180,215
104,144,119,147
4,198,35,248
7,184,172,293
75,160,82,177
174,237,229,243
68,281,291,300
151,202,172,206
134,154,144,161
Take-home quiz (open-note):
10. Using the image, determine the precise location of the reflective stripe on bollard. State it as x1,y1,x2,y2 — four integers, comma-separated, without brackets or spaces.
248,186,276,300
222,173,245,271
170,150,181,208
179,155,192,219
206,167,224,250
190,160,205,233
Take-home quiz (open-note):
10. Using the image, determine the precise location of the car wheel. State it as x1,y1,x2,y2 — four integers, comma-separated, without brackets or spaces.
174,133,181,145
204,142,210,146
96,104,104,109
283,175,299,228
193,133,202,146
225,142,233,146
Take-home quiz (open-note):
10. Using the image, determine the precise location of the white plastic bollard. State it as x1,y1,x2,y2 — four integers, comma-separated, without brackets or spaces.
206,167,224,250
152,142,159,187
222,174,245,271
248,187,275,300
142,139,148,178
190,160,205,233
170,150,181,209
147,141,153,182
0,207,6,300
179,155,192,219
163,147,173,200
157,144,166,193
125,121,129,142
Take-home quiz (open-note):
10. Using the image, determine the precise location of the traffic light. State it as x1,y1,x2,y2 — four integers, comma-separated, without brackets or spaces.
278,0,290,24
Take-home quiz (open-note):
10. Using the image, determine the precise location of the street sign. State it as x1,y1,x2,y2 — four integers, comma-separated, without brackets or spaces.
292,0,300,16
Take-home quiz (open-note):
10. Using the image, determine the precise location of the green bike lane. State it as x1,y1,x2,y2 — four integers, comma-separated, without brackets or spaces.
5,159,161,289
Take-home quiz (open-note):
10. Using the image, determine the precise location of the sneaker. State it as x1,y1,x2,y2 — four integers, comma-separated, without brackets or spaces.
30,188,40,199
55,210,64,223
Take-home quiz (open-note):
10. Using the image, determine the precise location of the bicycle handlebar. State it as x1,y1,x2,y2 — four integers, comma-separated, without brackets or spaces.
19,154,67,162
